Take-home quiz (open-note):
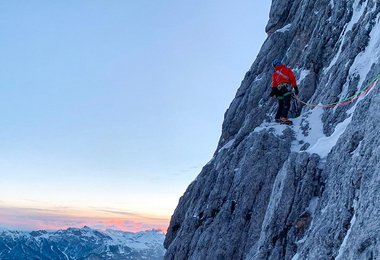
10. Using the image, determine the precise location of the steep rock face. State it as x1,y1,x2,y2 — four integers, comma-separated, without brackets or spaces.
165,0,380,259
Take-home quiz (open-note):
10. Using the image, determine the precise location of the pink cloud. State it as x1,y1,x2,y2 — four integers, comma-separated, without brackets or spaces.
0,206,169,233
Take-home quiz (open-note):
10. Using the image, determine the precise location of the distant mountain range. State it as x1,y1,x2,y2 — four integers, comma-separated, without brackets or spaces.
0,226,165,259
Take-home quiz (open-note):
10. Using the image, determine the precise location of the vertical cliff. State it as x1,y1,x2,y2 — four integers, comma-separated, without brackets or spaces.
164,0,380,259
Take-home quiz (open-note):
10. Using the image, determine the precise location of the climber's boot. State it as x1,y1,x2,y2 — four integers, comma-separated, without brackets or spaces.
280,117,293,125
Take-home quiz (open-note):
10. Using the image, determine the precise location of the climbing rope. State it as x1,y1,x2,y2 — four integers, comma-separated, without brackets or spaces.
292,74,380,108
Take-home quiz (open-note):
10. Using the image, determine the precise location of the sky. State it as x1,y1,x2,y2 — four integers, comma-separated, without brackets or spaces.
0,1,271,232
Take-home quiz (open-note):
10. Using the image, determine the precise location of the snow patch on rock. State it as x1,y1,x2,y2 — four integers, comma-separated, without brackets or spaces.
349,13,380,88
291,108,325,153
325,0,367,73
276,24,292,33
254,121,288,137
307,115,352,158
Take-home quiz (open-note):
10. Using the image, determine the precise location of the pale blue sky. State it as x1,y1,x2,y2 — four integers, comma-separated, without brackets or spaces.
0,1,271,230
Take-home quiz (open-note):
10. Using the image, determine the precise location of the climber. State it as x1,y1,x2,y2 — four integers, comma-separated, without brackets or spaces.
269,59,299,125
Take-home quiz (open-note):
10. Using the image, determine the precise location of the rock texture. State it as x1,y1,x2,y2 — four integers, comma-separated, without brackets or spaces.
164,0,380,259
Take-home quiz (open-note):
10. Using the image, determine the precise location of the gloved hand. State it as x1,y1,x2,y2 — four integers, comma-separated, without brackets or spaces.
293,86,299,95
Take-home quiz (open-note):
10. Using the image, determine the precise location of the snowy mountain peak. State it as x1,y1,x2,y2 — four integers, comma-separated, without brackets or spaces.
0,227,165,259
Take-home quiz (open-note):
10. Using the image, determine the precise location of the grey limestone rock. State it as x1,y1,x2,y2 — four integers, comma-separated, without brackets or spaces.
165,0,380,259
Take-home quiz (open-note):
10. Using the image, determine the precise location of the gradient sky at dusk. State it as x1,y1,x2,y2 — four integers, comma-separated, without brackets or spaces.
0,1,271,232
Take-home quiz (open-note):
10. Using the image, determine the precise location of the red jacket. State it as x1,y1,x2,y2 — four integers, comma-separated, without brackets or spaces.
272,65,297,88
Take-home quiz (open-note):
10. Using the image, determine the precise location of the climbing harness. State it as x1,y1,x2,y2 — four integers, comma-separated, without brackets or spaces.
292,74,380,108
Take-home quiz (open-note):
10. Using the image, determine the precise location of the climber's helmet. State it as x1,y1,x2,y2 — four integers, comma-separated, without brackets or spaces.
272,59,283,68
